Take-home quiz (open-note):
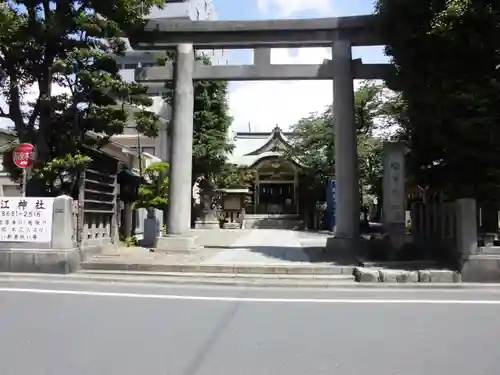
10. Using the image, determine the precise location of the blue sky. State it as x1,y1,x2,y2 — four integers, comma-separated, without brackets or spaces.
214,0,376,20
212,0,387,65
211,0,388,132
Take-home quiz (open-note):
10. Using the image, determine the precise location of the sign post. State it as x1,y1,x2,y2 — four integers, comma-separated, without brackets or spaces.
12,143,35,197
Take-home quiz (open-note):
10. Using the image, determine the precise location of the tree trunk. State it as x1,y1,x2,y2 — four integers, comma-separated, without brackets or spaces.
35,77,52,166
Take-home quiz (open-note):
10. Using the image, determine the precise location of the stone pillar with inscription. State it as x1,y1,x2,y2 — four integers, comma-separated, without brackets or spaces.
142,208,163,248
0,195,80,273
382,142,406,250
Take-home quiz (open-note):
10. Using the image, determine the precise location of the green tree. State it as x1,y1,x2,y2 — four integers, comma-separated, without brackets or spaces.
215,163,254,189
357,135,385,218
158,53,234,185
135,161,169,210
286,82,390,210
0,0,164,194
375,0,500,204
287,109,335,185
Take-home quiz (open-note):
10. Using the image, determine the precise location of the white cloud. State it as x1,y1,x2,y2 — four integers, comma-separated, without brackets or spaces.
257,0,332,17
228,47,364,132
228,0,387,134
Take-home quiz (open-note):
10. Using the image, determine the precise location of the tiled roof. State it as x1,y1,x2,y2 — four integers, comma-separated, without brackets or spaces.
228,126,294,167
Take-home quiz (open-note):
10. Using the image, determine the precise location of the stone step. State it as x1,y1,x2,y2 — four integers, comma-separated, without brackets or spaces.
474,246,500,256
81,261,354,275
244,214,300,219
359,260,439,270
80,270,354,280
77,270,354,287
243,219,304,230
462,255,500,282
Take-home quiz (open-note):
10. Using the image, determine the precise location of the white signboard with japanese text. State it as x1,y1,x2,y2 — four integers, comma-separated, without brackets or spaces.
0,197,54,242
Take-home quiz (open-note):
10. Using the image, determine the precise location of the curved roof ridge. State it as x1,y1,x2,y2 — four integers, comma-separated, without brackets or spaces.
245,125,290,156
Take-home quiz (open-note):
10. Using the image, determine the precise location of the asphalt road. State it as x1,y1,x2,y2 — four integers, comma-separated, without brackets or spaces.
1,278,500,375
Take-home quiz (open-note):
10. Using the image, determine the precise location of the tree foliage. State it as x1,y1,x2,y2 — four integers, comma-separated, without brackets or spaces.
286,81,391,207
0,0,164,194
158,52,234,184
375,0,500,201
357,135,384,208
287,110,335,185
135,161,169,210
215,163,254,189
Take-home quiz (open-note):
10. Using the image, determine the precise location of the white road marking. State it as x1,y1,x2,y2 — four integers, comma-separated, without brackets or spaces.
0,287,500,304
2,276,500,294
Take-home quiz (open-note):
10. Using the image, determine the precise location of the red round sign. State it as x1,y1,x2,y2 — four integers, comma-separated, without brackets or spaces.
12,143,35,168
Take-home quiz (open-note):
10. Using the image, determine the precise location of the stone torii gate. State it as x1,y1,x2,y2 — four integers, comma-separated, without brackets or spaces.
127,15,391,256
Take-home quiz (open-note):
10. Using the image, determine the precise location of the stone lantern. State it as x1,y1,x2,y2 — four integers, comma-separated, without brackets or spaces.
194,182,220,229
117,167,144,237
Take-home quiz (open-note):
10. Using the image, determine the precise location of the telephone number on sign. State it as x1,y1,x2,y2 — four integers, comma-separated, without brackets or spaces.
0,210,42,217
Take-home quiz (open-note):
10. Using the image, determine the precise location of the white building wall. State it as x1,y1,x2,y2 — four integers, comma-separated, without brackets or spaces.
147,0,213,20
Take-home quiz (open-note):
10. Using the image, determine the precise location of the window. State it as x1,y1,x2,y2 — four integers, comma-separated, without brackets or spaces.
125,63,137,69
2,185,21,197
130,146,156,156
142,147,155,156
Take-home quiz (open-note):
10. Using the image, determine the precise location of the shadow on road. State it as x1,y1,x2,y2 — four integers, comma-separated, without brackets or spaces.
207,245,356,265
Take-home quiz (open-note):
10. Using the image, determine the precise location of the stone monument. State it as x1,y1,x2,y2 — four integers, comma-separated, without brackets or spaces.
141,208,163,248
0,195,80,273
194,184,220,229
382,142,406,251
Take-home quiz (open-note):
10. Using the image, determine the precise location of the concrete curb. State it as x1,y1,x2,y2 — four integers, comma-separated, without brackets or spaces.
0,272,355,288
1,272,500,290
81,262,355,275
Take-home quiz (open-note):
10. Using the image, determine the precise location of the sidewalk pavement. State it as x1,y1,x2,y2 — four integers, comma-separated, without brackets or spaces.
80,230,468,287
81,229,353,275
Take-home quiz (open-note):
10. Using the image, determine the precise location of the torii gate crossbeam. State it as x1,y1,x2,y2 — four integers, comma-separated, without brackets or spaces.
129,15,383,49
136,59,390,86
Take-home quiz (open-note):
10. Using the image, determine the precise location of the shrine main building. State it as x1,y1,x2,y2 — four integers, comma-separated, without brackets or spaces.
228,125,301,215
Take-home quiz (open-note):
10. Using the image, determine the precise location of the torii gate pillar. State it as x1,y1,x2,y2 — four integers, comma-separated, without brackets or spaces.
157,43,198,250
326,40,360,258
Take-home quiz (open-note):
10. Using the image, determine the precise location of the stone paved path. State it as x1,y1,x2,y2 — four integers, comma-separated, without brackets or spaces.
85,229,337,267
203,229,312,265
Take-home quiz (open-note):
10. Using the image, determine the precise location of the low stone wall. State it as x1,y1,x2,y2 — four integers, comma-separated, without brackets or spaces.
410,198,500,281
411,198,477,265
353,267,461,283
